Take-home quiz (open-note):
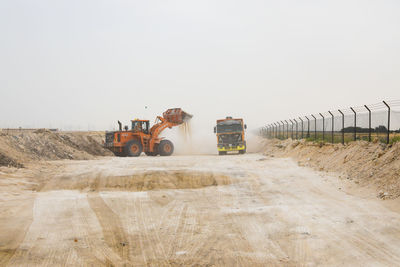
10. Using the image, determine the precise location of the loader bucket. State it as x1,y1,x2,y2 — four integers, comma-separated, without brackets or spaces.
163,108,193,124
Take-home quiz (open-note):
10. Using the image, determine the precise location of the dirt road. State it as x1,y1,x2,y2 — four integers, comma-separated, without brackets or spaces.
1,154,400,266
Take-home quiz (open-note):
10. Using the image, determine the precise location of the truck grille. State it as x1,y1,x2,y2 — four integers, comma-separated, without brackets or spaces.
218,133,242,144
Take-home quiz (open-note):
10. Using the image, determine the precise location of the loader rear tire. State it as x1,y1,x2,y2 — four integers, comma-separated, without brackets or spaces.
159,140,174,156
219,151,227,155
124,140,143,157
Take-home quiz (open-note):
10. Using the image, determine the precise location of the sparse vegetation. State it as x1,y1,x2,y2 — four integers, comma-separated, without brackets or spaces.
390,136,400,144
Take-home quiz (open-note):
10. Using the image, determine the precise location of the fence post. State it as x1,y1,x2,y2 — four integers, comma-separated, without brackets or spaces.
364,105,371,142
311,115,317,140
268,124,271,139
383,101,391,144
269,124,272,138
338,110,344,144
279,122,282,139
277,122,280,139
328,111,334,143
319,113,325,142
278,121,282,139
350,107,357,141
299,117,304,139
271,124,274,139
271,123,275,139
276,122,280,139
289,119,294,139
268,124,272,138
269,124,273,139
305,116,310,138
285,120,289,139
293,119,298,139
281,121,285,139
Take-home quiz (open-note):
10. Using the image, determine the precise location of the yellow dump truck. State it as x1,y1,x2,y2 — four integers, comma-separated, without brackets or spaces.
214,117,247,155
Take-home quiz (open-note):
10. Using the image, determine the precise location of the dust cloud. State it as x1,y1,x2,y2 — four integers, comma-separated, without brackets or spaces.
177,121,194,154
161,118,217,155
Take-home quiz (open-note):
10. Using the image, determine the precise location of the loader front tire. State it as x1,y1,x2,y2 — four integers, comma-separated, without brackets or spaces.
159,140,174,156
124,140,143,157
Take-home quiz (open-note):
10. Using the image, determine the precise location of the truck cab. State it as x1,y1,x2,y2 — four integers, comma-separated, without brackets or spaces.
214,117,247,155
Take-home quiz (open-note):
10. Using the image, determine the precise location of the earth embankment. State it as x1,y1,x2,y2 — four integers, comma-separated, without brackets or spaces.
0,130,112,167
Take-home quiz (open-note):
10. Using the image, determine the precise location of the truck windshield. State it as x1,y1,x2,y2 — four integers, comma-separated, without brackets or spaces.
217,122,243,133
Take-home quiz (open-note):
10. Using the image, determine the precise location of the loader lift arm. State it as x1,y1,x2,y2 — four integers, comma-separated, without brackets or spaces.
148,116,180,152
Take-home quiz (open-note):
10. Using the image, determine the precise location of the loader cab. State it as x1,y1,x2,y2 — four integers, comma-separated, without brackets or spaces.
131,120,150,134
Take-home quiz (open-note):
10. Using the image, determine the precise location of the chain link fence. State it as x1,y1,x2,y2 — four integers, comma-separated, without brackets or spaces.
261,100,400,144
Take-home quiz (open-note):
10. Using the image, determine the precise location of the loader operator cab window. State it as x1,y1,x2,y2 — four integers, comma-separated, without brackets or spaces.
131,121,149,134
142,121,149,134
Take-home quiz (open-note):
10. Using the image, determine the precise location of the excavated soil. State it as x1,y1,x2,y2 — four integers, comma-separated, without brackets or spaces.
0,130,112,167
41,171,232,192
0,152,23,168
262,138,400,199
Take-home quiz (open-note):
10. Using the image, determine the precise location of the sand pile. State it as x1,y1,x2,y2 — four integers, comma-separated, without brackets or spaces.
0,130,113,167
42,171,232,192
261,138,400,199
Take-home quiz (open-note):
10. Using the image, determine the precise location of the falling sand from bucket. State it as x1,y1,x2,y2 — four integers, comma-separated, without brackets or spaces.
178,121,194,154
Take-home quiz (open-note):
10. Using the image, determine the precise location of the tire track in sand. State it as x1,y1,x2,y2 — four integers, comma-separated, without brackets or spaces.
73,197,119,266
137,195,171,266
87,192,129,262
0,197,34,266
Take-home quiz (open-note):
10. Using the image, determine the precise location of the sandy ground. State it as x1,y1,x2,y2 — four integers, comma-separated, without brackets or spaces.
261,139,400,199
1,154,400,266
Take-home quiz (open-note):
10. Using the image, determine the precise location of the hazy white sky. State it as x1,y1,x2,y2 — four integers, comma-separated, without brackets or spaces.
1,0,399,132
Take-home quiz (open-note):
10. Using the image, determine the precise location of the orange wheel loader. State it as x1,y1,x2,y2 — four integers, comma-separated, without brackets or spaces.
104,108,192,157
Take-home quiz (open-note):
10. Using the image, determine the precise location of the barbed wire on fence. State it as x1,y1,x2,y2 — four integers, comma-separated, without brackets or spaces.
261,100,400,144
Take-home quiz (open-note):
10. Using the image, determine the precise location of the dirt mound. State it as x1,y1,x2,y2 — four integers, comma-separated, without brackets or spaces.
261,138,400,199
0,130,113,167
0,151,23,168
42,171,232,192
